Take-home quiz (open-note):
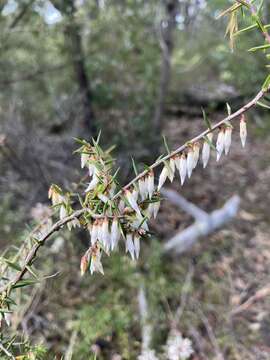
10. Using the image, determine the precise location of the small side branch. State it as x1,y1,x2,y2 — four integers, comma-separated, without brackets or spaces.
161,188,208,221
164,195,240,254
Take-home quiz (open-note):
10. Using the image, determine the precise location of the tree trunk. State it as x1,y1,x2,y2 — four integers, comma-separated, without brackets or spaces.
153,0,178,135
51,0,97,138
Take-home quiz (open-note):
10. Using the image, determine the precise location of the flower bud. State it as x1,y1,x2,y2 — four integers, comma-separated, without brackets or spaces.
80,253,89,276
134,234,141,259
81,152,89,169
240,115,247,147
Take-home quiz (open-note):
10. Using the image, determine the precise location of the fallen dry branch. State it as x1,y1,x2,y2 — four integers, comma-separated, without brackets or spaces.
231,285,270,315
162,188,240,254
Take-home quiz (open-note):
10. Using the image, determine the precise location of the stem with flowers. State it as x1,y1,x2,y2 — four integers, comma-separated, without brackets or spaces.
0,85,268,300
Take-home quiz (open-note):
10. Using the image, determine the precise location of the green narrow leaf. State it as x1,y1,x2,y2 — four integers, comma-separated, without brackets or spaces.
12,279,38,289
201,108,212,130
248,43,270,52
131,157,138,176
256,101,270,109
226,103,232,116
25,265,38,279
4,259,22,272
262,74,270,91
234,23,257,36
162,135,170,155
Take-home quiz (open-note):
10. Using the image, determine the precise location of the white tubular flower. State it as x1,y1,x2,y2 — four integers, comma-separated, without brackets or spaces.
153,201,160,219
101,217,110,251
111,217,120,250
85,174,99,192
126,233,135,260
139,177,147,200
216,129,225,162
224,126,232,155
98,193,110,203
147,171,155,199
179,153,187,185
118,199,125,214
240,115,247,147
192,143,200,169
158,165,168,191
134,234,140,259
202,133,213,168
187,148,194,178
59,205,67,220
81,152,89,169
90,248,104,275
88,163,96,177
165,330,194,360
91,220,99,245
169,158,176,182
125,189,141,215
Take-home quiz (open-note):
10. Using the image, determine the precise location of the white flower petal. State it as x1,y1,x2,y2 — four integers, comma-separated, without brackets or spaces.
147,171,155,199
158,166,168,190
85,175,99,192
111,217,120,250
224,126,232,155
202,133,213,168
187,150,194,178
134,235,140,259
126,233,135,260
216,129,225,162
179,154,187,185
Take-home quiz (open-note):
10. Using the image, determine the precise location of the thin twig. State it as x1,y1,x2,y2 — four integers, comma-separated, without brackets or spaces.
112,88,267,199
0,341,15,360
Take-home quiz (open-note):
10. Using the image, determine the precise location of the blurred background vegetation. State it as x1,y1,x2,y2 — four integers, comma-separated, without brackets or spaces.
1,0,270,359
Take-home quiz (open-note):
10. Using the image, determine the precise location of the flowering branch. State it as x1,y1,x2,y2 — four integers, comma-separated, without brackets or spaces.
0,86,268,301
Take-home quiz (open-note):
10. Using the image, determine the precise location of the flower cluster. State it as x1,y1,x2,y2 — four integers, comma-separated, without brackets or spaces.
48,115,247,275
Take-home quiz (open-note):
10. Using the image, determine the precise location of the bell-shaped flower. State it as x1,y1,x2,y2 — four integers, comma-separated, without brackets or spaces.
111,217,120,250
224,125,232,155
193,143,200,169
134,234,141,259
98,193,110,204
158,165,168,191
90,247,104,275
202,133,213,168
187,148,194,178
240,115,247,147
91,220,99,245
147,171,155,199
139,177,147,200
81,152,89,169
59,205,67,220
101,217,110,251
125,189,141,215
125,233,135,260
179,153,187,185
153,201,160,219
85,174,99,192
216,129,225,161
